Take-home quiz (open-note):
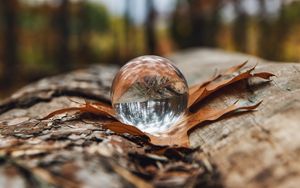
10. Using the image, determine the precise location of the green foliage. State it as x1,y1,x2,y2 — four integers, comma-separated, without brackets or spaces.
283,2,300,23
82,2,110,32
19,10,48,30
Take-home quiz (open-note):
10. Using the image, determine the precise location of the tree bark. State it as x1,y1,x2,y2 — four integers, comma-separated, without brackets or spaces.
0,0,19,89
232,0,248,53
145,0,157,54
0,49,299,188
55,0,71,71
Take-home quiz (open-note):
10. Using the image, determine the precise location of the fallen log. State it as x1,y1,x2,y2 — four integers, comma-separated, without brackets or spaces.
0,49,299,188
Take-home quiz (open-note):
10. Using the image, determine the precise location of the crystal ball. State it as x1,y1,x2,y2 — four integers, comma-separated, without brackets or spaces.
111,55,188,134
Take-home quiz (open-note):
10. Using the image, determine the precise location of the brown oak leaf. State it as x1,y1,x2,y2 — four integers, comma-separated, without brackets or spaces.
42,62,275,147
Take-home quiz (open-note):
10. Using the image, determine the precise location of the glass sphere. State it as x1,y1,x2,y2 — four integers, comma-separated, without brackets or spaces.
111,55,188,134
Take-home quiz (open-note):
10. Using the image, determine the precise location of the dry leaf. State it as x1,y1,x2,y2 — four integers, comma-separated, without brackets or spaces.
41,101,115,120
101,120,147,137
188,64,275,108
42,62,274,147
148,101,262,146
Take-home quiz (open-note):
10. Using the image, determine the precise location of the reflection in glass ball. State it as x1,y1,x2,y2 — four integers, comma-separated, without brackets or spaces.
111,55,188,134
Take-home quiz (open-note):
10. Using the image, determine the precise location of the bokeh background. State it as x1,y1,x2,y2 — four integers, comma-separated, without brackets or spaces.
1,0,300,97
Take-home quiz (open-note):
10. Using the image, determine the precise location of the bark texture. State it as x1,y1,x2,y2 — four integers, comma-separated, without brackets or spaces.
0,49,299,188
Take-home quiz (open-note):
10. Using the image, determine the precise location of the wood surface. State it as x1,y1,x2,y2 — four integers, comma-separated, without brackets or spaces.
0,49,299,188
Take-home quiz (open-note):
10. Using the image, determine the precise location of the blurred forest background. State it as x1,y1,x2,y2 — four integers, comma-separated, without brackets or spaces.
1,0,300,97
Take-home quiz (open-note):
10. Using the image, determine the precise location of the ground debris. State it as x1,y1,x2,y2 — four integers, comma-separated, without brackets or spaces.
0,99,222,187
